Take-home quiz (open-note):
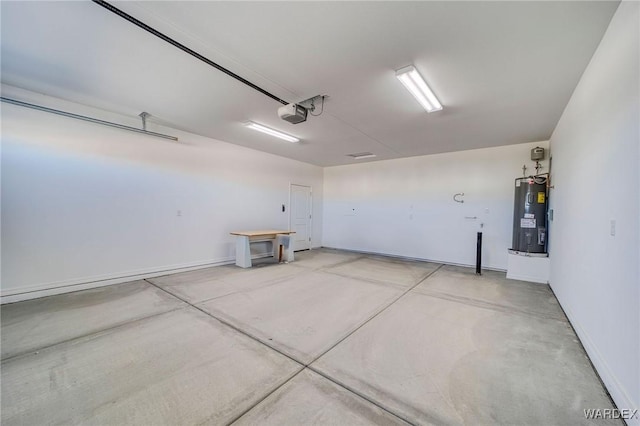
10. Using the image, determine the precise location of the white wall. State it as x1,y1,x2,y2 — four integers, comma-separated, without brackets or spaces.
548,1,639,422
1,86,323,302
323,141,548,270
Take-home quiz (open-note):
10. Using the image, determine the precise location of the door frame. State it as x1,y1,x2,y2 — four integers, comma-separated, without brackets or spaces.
289,183,313,250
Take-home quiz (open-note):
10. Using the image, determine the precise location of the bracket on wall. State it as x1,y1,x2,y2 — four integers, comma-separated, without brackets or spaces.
139,111,151,131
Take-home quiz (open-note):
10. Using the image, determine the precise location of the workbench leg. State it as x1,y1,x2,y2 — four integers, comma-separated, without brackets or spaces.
286,243,295,262
235,236,252,268
275,234,295,263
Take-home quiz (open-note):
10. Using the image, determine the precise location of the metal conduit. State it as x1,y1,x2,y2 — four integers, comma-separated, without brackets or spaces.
1,97,179,141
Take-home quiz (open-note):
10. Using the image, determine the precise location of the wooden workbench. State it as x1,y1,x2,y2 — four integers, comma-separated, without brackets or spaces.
230,230,296,268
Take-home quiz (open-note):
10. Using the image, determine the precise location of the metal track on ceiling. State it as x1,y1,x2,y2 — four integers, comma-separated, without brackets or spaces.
92,0,289,106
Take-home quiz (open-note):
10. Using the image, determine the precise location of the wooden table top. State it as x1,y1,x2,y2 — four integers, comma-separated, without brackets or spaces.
230,230,296,237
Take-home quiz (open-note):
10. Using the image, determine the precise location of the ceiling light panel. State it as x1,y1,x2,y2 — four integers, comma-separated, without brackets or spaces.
244,121,299,143
395,65,442,113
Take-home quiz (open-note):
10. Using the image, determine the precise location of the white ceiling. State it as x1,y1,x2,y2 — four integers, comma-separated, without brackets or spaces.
1,1,618,166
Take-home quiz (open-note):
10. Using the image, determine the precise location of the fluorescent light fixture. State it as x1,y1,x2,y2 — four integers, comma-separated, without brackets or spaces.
347,152,377,160
395,65,442,112
245,121,299,143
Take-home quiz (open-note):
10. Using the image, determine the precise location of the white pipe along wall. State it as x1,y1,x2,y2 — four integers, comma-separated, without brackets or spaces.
548,1,639,423
322,141,549,271
1,85,323,303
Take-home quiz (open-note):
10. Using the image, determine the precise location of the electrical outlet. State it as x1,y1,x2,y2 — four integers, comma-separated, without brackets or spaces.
610,219,616,236
177,210,182,217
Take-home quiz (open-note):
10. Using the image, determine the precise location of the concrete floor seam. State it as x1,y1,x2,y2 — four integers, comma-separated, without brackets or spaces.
305,365,418,425
145,260,433,368
268,264,447,425
142,278,417,425
0,305,187,364
304,365,417,426
413,289,566,322
144,279,306,368
217,367,307,426
318,269,416,291
305,264,444,367
3,253,621,425
312,255,367,271
144,265,444,425
153,269,310,306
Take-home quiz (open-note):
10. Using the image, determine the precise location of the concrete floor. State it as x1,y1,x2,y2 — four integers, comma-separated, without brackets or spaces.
1,249,618,425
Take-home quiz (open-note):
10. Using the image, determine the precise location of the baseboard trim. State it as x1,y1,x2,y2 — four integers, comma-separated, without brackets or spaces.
505,272,549,284
0,252,274,304
551,287,639,426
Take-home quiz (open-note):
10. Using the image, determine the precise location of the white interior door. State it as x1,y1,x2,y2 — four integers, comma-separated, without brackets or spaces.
290,184,312,251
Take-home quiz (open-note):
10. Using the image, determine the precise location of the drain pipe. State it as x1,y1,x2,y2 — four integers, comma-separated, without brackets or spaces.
476,232,482,275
